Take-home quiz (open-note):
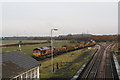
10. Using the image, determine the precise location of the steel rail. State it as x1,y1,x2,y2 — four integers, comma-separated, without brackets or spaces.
78,45,103,80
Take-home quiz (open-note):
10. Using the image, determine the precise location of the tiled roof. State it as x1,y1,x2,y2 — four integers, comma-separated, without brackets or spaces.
1,51,40,78
2,61,25,78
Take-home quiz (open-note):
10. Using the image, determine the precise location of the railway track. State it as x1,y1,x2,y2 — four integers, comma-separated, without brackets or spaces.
76,43,119,80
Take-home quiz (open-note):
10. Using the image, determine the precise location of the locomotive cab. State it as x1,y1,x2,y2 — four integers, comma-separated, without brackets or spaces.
32,46,55,57
32,48,44,57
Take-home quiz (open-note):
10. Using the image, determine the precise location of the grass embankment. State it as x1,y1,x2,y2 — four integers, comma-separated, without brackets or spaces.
2,40,78,55
113,44,120,64
40,48,97,79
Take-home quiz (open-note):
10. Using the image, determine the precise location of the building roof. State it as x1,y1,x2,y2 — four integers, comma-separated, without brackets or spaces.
1,51,40,78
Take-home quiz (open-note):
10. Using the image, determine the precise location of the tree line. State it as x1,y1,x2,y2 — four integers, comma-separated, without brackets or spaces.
2,34,118,42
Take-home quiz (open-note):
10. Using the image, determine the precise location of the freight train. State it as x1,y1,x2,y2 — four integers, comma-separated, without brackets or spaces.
32,40,96,60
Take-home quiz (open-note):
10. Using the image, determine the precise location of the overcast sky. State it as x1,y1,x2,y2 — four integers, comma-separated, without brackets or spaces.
1,2,118,37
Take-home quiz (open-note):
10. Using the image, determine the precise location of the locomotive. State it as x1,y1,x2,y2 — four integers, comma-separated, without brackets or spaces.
32,40,96,59
32,46,55,57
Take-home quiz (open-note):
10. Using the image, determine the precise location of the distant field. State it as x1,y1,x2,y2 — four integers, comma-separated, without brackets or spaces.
2,40,79,55
1,40,47,45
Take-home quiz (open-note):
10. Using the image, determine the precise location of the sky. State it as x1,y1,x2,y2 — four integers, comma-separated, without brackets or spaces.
1,2,118,37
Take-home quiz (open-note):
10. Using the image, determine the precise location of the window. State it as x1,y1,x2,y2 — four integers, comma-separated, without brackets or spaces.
32,70,34,78
27,71,31,78
38,51,41,53
16,76,21,80
34,51,41,53
33,51,37,53
33,68,37,78
22,73,27,80
22,73,25,78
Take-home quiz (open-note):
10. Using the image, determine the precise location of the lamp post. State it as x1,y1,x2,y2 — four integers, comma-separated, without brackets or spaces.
51,28,58,72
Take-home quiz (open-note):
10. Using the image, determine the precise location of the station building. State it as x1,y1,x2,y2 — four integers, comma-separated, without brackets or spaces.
1,51,40,80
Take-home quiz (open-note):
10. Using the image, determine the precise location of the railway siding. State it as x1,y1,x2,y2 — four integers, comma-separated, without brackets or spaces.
72,43,119,80
71,45,99,80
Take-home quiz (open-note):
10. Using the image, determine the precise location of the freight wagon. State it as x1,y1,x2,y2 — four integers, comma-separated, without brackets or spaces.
32,40,96,60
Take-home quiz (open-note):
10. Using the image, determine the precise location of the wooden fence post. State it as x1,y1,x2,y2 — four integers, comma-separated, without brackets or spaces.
56,63,59,69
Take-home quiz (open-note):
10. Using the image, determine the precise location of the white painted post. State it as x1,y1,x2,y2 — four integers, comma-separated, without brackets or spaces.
37,67,40,79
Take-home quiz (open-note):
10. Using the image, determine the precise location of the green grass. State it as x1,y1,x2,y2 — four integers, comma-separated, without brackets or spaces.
40,48,96,79
113,46,118,52
113,44,120,61
2,40,78,55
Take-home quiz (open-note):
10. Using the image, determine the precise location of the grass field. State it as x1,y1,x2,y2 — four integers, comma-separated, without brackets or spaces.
1,40,47,45
40,48,97,79
2,40,79,55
